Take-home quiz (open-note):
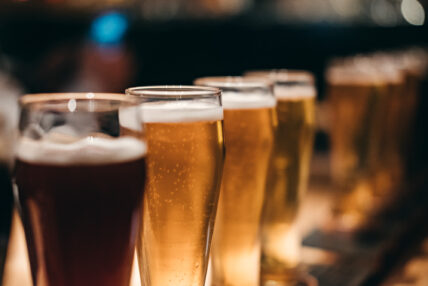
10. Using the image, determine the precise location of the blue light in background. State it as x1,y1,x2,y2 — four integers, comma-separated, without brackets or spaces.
90,12,129,45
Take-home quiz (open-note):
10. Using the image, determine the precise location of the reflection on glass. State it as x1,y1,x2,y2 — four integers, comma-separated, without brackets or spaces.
126,86,224,286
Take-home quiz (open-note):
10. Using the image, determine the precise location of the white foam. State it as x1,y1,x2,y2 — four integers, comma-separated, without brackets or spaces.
119,107,143,131
139,101,223,123
326,68,385,86
274,85,316,100
222,92,276,110
17,136,147,165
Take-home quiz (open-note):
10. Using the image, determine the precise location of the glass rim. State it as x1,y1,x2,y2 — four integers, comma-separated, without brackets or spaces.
194,76,272,89
19,93,133,106
126,85,222,98
244,69,315,84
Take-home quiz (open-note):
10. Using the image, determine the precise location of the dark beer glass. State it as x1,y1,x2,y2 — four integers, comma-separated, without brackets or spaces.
14,93,147,286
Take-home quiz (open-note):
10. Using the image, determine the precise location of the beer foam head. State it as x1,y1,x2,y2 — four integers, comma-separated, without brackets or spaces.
139,101,223,123
244,70,315,85
17,135,147,165
221,91,277,109
243,70,315,101
327,55,406,86
125,86,223,123
274,85,316,100
326,67,386,86
119,106,144,131
194,77,276,110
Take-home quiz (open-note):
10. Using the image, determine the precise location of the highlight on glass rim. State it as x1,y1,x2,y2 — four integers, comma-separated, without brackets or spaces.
0,1,428,286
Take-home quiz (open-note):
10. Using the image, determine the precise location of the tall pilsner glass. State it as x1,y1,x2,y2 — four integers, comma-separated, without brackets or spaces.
14,93,147,286
195,77,276,286
245,70,316,285
326,66,390,228
126,86,225,286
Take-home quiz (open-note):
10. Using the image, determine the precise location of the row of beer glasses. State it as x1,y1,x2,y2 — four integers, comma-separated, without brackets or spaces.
326,49,428,230
12,70,316,286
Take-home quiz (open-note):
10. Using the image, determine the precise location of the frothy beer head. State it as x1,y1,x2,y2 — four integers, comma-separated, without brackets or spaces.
326,65,404,86
274,86,316,100
194,77,276,109
17,93,146,165
125,86,224,123
120,101,223,124
16,135,147,165
141,102,223,123
243,70,316,100
245,69,314,84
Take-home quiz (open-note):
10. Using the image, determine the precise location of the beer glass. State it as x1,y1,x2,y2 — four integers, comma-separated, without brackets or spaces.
194,77,276,286
125,86,224,286
325,64,392,228
245,70,316,285
14,93,147,286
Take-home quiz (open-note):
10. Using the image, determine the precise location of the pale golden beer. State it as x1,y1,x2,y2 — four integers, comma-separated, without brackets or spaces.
245,70,316,280
327,69,379,222
328,72,375,187
322,52,428,232
126,86,225,286
325,64,401,227
195,77,276,286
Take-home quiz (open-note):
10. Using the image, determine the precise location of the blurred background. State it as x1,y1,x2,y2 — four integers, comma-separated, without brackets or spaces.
0,0,427,93
1,0,428,285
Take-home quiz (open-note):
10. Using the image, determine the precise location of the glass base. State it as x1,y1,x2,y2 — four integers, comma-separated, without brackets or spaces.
261,270,317,286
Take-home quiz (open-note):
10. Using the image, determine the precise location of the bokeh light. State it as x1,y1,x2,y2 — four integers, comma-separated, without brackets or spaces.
401,0,425,26
90,11,128,44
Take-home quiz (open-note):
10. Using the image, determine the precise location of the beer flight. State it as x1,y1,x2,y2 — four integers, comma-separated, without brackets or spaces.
2,48,427,286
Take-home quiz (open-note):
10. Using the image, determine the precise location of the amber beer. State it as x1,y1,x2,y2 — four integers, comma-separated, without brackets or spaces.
326,66,391,226
195,78,276,286
14,94,146,286
245,70,315,281
126,86,224,286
